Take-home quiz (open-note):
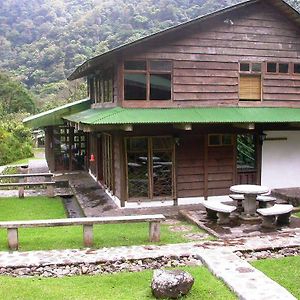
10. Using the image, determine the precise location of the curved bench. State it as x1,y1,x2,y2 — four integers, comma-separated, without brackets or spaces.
202,201,236,225
257,204,294,228
256,195,276,208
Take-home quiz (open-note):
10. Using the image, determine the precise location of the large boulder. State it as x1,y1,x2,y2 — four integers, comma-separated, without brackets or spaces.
151,269,194,299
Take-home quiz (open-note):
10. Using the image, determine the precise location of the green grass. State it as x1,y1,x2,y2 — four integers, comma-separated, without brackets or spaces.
0,197,207,251
0,266,236,300
293,211,300,218
252,256,300,298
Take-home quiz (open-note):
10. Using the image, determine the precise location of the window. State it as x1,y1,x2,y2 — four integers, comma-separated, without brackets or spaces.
126,137,174,199
239,62,261,73
90,67,114,104
294,63,300,74
239,62,261,101
267,62,277,73
266,62,290,74
279,63,289,74
208,134,233,146
124,60,172,101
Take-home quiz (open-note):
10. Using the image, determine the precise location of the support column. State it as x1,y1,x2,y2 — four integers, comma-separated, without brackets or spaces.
83,225,94,247
149,221,160,242
7,228,18,251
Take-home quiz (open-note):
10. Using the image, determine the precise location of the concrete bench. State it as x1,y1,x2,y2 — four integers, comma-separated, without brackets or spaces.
229,194,244,213
0,214,166,251
0,182,55,198
256,195,276,208
202,201,236,225
257,204,294,228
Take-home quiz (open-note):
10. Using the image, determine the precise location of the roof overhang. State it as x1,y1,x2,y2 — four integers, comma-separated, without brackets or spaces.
23,98,91,129
62,107,300,128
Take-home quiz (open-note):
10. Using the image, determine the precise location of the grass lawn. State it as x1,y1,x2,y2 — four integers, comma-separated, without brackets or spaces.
0,266,236,300
0,197,208,251
293,211,300,218
252,256,300,299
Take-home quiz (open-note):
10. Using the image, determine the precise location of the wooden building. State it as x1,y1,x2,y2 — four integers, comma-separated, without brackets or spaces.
24,0,300,207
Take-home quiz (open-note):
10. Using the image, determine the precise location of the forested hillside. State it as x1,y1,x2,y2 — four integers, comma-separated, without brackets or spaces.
0,0,299,103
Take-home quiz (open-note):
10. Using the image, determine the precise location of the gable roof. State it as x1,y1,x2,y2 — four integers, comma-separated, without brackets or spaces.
68,0,300,81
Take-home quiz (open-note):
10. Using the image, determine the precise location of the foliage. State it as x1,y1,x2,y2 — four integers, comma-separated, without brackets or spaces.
0,72,35,114
0,196,206,251
0,267,236,300
252,256,300,298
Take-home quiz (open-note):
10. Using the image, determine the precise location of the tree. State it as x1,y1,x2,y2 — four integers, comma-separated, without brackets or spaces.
0,72,36,114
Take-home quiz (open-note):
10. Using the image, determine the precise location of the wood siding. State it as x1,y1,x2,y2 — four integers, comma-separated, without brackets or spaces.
122,2,300,108
176,136,205,198
207,145,235,196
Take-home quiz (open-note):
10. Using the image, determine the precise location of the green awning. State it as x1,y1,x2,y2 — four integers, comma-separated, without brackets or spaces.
63,107,300,125
23,98,91,128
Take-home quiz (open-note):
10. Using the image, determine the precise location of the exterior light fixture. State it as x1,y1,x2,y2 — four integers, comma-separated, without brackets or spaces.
90,153,95,162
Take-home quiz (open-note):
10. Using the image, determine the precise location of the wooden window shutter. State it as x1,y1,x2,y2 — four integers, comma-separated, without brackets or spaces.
239,75,261,100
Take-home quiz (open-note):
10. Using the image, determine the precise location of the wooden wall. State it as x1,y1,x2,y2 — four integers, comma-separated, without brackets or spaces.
207,145,235,196
176,136,205,198
175,135,235,198
122,1,300,108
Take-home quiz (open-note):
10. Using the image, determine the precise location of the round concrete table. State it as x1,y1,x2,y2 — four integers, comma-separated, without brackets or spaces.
230,185,270,216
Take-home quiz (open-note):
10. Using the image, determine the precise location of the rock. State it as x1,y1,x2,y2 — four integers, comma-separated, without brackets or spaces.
151,269,194,299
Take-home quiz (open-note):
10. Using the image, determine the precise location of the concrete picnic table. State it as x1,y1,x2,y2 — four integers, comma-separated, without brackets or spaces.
230,184,270,217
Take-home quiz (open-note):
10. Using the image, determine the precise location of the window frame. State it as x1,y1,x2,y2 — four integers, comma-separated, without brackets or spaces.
123,59,173,101
239,62,262,74
266,62,290,74
208,134,233,147
293,63,300,75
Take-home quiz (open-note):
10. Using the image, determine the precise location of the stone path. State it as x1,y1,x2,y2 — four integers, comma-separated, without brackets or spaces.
199,248,297,300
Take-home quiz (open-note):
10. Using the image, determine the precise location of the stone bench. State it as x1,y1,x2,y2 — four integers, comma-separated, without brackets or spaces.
202,201,236,225
256,195,276,208
229,194,244,213
0,214,166,251
257,204,294,228
0,173,54,198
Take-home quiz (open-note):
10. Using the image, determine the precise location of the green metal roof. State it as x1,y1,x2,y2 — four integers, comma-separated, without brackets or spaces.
63,107,300,125
23,98,91,128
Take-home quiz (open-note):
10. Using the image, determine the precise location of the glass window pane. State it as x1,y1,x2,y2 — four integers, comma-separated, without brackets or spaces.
124,61,146,70
209,135,221,146
252,63,261,72
150,60,172,71
240,63,250,72
267,63,277,73
127,138,148,152
222,134,232,145
152,137,173,151
294,63,300,74
150,74,171,100
153,151,172,197
279,63,289,73
124,73,147,100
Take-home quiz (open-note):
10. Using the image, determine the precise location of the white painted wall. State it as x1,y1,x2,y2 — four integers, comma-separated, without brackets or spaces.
261,130,300,189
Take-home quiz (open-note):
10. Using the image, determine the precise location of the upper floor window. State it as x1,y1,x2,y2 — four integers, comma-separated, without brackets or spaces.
208,134,233,146
294,63,300,74
90,68,114,104
124,60,172,101
266,62,289,74
239,62,261,101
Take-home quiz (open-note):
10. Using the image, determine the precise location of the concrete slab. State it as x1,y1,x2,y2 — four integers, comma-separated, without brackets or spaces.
198,248,297,300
